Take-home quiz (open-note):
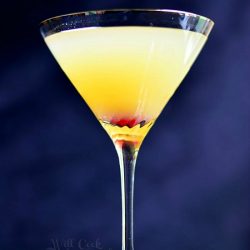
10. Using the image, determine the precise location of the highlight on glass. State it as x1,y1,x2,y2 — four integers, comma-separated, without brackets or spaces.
40,9,214,250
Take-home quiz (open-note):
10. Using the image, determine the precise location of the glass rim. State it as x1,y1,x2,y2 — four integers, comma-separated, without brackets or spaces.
40,8,214,37
41,9,214,25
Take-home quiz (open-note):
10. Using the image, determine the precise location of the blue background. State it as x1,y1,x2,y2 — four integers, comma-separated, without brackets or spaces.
1,0,249,250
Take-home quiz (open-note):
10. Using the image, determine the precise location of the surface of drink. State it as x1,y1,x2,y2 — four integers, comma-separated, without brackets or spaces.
45,27,207,147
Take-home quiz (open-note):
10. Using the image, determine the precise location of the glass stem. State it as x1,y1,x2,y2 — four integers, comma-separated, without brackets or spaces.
116,141,138,250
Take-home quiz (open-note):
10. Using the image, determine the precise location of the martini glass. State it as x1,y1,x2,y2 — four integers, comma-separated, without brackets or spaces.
40,9,214,250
